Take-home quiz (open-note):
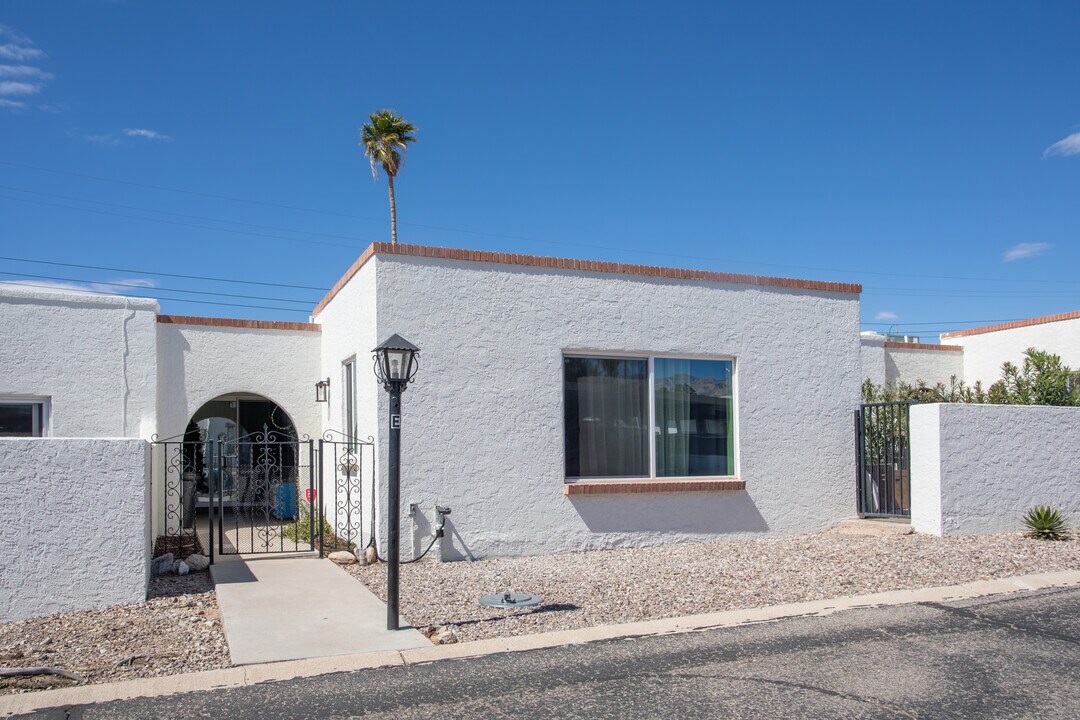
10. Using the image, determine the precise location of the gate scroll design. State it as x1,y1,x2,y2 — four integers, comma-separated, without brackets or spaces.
855,401,912,519
318,430,376,557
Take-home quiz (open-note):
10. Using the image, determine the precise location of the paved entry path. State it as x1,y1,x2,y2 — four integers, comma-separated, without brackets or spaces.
210,554,430,665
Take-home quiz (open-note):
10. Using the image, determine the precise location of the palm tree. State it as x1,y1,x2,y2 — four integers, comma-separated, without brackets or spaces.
360,110,417,244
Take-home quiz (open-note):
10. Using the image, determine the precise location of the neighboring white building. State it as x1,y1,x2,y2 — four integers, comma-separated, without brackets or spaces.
859,332,964,388
940,311,1080,387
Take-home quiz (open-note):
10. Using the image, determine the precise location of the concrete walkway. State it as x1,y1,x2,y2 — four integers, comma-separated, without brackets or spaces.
209,553,430,665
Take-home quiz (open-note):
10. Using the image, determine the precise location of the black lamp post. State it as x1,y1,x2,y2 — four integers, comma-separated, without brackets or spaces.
372,333,420,631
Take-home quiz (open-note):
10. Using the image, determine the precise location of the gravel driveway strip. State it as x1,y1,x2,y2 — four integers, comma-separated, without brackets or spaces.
0,574,228,695
346,532,1080,642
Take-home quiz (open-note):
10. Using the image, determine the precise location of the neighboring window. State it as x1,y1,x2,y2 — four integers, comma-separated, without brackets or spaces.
564,356,735,480
0,400,46,437
342,359,356,442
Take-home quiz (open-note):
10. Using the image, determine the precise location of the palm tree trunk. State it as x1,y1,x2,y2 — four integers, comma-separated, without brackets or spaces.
387,174,398,244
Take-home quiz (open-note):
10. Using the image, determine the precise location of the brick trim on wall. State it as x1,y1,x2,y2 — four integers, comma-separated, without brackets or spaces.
883,341,963,352
940,310,1080,339
313,242,863,316
157,315,321,332
563,478,746,496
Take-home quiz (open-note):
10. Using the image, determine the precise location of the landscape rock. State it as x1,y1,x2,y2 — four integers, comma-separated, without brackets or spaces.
435,626,460,645
364,546,378,564
150,553,174,576
175,561,191,576
184,554,210,572
329,550,357,566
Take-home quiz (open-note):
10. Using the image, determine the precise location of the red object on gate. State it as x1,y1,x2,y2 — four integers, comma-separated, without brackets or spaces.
305,488,316,503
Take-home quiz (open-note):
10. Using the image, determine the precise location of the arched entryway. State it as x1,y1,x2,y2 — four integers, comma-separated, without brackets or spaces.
155,393,316,562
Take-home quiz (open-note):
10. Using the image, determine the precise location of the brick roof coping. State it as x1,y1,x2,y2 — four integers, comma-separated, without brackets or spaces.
157,315,320,332
312,242,863,316
883,341,963,352
940,310,1080,340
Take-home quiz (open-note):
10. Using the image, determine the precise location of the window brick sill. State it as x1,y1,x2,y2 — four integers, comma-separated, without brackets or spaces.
563,478,746,496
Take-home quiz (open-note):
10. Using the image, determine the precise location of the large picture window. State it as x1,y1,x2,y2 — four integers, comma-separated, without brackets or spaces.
564,355,734,480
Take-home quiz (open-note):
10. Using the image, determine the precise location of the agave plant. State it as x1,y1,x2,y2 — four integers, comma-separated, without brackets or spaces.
1022,506,1070,541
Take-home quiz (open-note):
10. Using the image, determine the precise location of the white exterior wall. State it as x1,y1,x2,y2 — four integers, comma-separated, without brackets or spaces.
884,347,964,387
0,288,158,438
947,316,1080,386
860,337,886,386
910,403,1080,536
313,260,380,549
0,438,150,622
370,255,862,559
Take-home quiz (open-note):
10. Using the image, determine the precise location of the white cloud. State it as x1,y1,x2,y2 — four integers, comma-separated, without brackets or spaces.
1003,242,1051,262
0,98,25,109
0,64,52,80
123,128,172,141
874,311,898,321
0,44,45,62
0,81,40,96
0,277,157,296
1044,131,1080,158
82,133,120,146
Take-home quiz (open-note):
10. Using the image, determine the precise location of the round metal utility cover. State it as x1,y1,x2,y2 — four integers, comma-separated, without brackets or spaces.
478,592,543,609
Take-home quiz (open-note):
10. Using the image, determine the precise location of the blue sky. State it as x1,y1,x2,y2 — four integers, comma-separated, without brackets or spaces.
1,1,1078,337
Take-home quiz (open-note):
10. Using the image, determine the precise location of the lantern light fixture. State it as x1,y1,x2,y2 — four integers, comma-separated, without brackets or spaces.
315,377,330,403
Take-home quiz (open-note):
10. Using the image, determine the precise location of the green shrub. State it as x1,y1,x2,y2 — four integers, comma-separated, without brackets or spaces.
1022,505,1070,541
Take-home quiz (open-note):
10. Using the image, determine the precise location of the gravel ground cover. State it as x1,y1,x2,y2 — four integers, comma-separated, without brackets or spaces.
346,532,1080,642
0,574,228,695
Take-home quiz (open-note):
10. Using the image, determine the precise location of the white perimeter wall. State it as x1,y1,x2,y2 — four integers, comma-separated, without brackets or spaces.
860,337,886,386
0,438,150,622
0,288,158,438
371,255,862,559
948,317,1080,386
884,347,964,387
314,260,380,549
910,403,1080,535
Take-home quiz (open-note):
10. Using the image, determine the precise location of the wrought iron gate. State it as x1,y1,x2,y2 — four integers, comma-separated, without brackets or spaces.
154,427,317,561
855,401,912,518
317,430,376,557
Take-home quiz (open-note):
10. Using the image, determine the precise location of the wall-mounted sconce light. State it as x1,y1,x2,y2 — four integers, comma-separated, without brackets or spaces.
315,377,330,403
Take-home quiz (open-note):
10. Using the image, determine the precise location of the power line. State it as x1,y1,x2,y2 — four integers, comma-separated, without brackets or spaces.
0,194,362,250
0,279,312,313
0,185,377,245
0,270,319,304
5,159,1079,287
0,256,329,291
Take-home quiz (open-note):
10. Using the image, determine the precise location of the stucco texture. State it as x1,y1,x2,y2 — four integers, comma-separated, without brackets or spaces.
884,347,963,387
909,403,1080,536
0,288,158,438
363,255,862,559
0,438,150,622
948,317,1080,387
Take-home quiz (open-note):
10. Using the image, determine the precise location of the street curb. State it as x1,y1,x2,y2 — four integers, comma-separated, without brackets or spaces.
3,569,1079,716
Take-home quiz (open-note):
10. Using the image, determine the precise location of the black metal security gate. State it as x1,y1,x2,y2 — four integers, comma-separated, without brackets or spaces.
855,401,912,518
317,430,376,557
154,426,316,562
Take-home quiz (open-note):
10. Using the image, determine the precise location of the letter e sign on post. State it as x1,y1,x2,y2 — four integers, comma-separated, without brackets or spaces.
391,414,401,430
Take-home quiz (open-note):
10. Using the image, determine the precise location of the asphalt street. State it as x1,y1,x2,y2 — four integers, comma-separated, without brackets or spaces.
20,586,1080,720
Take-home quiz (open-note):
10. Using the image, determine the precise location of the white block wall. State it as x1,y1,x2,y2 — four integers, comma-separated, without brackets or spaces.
910,403,1080,535
0,438,150,622
368,254,862,559
860,337,887,386
884,346,964,387
946,316,1080,387
0,288,158,438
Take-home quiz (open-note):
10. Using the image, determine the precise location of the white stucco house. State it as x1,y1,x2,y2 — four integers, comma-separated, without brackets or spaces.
1,242,1077,622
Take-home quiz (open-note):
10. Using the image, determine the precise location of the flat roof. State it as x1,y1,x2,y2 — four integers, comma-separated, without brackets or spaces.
312,242,863,316
941,310,1080,339
157,315,320,332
